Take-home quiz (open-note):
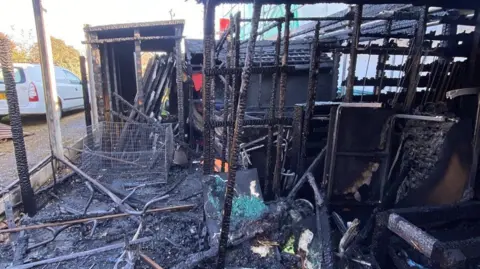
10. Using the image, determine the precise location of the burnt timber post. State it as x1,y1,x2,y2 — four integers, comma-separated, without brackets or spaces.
89,32,105,123
84,25,99,128
404,6,427,111
102,44,113,123
216,3,263,267
273,4,292,197
134,29,144,108
299,22,321,176
175,26,185,142
331,44,341,99
202,0,215,175
79,56,92,128
265,23,282,198
374,20,392,97
345,4,362,102
0,37,37,216
32,0,64,158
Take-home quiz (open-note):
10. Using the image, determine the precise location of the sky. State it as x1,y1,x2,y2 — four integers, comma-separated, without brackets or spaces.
0,0,206,53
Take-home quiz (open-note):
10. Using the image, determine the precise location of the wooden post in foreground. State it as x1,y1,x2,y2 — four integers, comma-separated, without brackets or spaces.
32,0,63,157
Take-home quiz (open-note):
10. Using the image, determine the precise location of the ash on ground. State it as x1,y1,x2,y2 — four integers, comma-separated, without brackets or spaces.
0,166,315,269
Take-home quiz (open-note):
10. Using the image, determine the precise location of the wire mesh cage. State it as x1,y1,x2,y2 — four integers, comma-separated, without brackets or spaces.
81,121,174,182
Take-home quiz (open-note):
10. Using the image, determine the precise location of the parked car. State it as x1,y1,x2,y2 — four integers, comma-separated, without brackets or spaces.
0,63,84,118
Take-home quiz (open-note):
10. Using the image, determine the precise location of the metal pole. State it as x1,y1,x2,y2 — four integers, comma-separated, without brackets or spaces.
221,25,232,172
264,23,282,198
32,0,63,157
216,3,262,268
202,0,215,175
273,4,291,197
0,37,37,216
299,22,320,175
345,4,362,102
79,56,92,127
405,6,427,111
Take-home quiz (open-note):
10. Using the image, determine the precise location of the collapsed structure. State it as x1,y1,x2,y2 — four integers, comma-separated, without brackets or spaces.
2,0,480,268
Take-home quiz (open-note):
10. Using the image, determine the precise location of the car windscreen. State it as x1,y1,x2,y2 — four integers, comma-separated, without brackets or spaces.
0,67,25,84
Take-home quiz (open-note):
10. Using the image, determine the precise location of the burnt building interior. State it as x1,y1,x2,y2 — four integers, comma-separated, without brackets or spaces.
2,0,480,268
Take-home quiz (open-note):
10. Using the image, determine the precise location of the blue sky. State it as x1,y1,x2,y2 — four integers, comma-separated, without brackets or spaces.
0,0,205,52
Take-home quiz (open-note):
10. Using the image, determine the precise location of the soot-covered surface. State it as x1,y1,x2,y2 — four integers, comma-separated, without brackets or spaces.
0,166,315,269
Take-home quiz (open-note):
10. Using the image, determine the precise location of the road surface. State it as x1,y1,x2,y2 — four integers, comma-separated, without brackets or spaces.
0,111,86,187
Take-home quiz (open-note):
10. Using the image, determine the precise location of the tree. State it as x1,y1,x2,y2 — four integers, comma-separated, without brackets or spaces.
29,37,80,77
0,32,29,63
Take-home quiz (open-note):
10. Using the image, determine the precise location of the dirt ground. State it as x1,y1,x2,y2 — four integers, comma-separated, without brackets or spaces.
0,111,86,188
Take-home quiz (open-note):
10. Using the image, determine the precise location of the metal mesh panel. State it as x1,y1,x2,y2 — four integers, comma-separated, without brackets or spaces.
81,122,174,181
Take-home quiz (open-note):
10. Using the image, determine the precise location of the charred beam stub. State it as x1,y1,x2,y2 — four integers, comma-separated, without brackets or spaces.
344,4,362,103
0,37,36,216
79,56,92,128
202,0,215,175
216,2,262,268
273,3,291,197
405,6,428,111
299,22,321,175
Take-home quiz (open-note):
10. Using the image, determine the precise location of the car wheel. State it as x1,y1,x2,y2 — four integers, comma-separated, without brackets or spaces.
57,100,63,119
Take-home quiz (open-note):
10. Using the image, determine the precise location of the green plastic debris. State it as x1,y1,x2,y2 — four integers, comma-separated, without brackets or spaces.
232,195,267,221
283,235,295,254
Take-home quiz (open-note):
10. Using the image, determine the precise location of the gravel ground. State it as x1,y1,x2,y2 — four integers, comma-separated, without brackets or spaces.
0,111,86,187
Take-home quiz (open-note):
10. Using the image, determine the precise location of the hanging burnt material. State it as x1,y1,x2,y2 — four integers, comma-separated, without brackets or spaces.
405,6,427,111
202,0,215,175
216,2,262,268
299,22,321,175
273,4,291,197
344,4,362,102
264,23,282,198
0,37,36,216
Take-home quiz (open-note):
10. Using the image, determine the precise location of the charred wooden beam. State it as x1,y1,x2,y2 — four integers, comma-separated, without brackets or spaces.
83,35,183,44
204,65,295,75
175,26,185,142
80,56,92,128
216,2,262,268
299,22,320,175
273,3,291,197
374,20,392,96
134,29,144,107
469,9,480,85
202,0,215,175
264,23,282,198
405,6,428,111
344,4,362,102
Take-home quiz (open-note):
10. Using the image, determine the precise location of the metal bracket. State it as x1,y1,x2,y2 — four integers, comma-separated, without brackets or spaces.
446,87,480,99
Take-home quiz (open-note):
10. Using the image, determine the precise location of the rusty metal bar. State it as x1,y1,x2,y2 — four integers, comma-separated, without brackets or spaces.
134,29,144,108
374,20,392,97
344,4,362,102
273,3,291,197
0,37,36,216
405,6,428,111
299,22,321,175
202,0,215,175
175,26,185,142
216,2,262,268
264,23,282,198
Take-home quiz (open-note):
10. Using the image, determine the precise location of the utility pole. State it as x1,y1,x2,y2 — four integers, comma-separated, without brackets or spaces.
32,0,64,158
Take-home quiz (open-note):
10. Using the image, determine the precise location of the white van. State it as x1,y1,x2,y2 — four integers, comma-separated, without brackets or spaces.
0,63,84,118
